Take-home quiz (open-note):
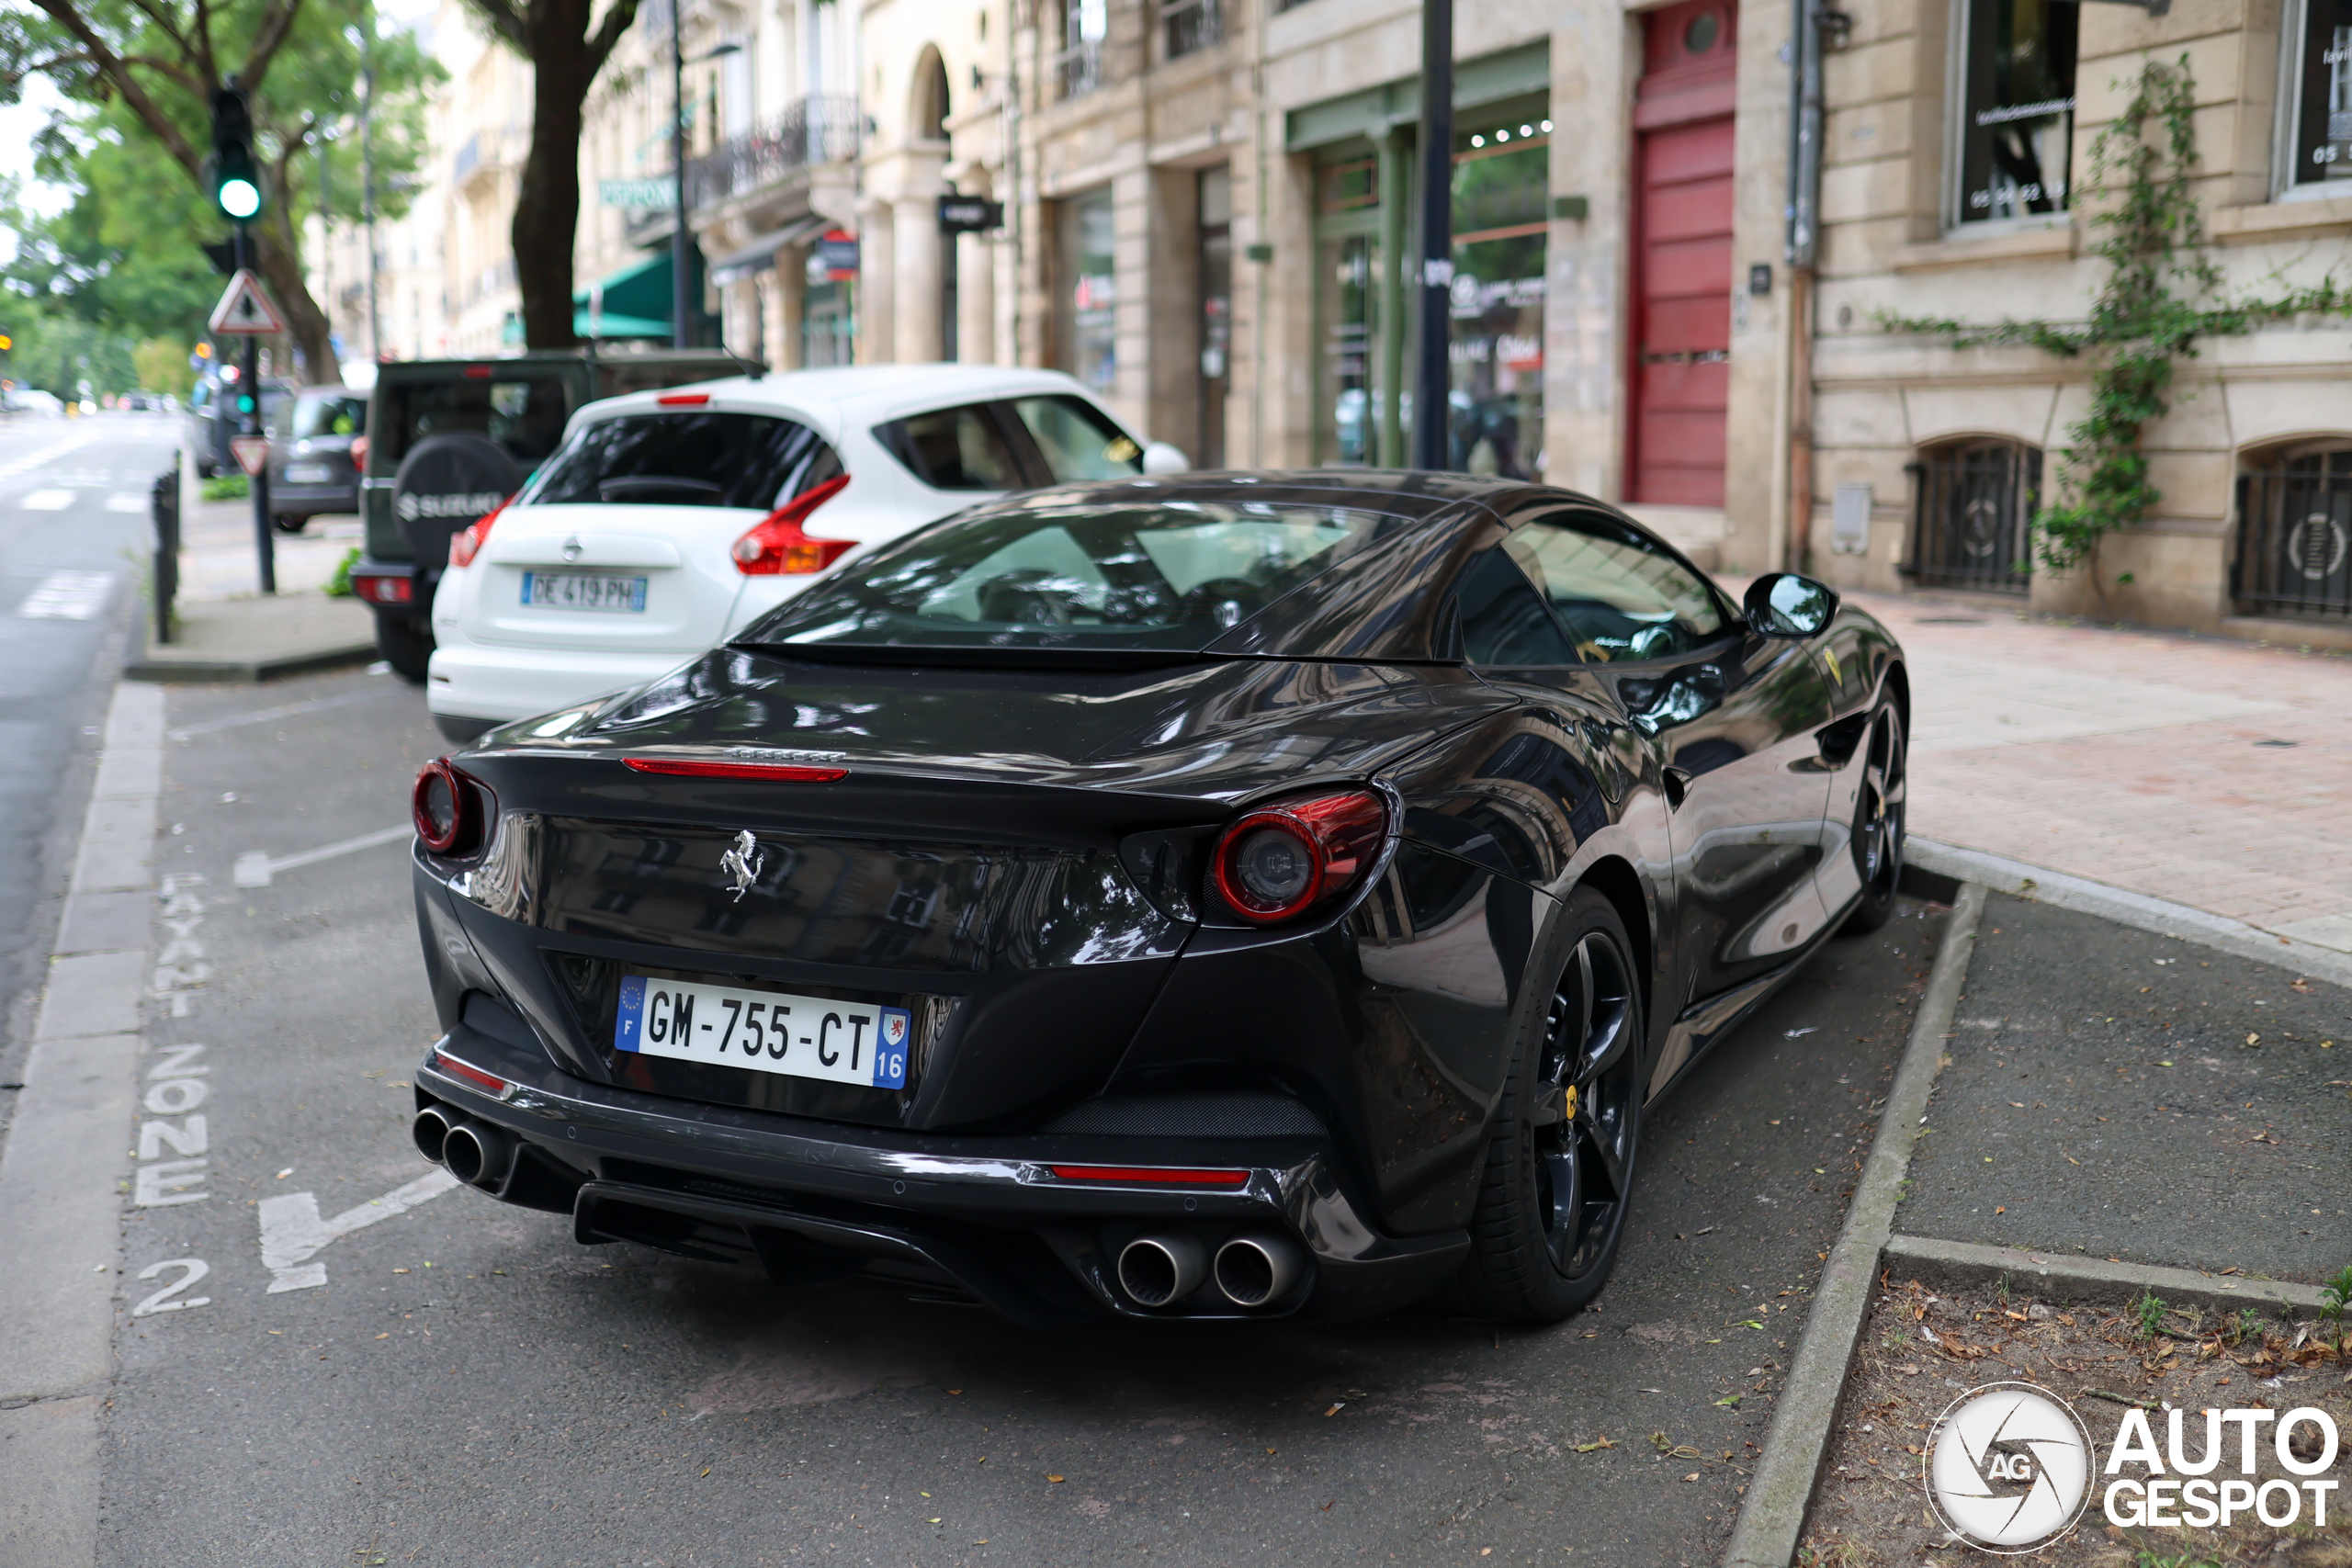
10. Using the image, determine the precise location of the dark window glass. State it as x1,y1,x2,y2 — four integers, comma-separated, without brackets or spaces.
739,501,1385,653
875,403,1026,491
375,374,576,472
1056,187,1117,389
522,412,842,509
2290,0,2352,187
1956,0,2077,223
1453,547,1580,666
286,393,368,439
1011,394,1143,480
1506,510,1728,662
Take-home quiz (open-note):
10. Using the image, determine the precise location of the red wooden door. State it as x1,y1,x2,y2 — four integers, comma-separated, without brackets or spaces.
1630,0,1738,507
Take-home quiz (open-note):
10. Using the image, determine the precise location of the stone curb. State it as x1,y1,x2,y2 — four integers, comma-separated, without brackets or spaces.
1880,1234,2335,1317
1721,882,1988,1568
1905,837,2352,992
121,639,378,684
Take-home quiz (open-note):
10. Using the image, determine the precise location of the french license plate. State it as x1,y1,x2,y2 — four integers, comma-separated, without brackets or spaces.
521,571,648,613
284,463,332,484
615,976,910,1090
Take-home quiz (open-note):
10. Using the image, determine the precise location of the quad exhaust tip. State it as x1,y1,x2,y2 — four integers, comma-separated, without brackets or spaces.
439,1118,514,1190
412,1105,456,1166
1115,1233,1208,1307
1214,1233,1306,1308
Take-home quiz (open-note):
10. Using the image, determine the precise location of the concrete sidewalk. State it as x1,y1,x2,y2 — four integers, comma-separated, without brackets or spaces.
1861,591,2352,956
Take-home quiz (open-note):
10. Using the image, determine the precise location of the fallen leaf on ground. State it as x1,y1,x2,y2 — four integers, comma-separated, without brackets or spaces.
1573,1437,1615,1452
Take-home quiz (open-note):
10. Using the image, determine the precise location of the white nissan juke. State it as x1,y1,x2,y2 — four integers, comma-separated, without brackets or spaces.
424,365,1185,742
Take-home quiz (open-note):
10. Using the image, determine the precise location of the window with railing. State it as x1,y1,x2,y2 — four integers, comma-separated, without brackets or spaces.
1056,0,1108,98
685,96,862,209
1907,440,2040,593
1163,0,1221,58
2235,445,2352,620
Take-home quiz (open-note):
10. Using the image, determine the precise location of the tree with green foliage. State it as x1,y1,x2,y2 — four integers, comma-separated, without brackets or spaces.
132,336,195,394
0,0,438,381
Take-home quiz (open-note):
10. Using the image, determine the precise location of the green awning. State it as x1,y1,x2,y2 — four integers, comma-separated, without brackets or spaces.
575,251,674,325
573,309,673,340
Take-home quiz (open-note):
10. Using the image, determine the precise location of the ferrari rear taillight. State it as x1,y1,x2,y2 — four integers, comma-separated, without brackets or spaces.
732,474,853,576
1211,790,1386,923
447,492,514,569
413,758,495,855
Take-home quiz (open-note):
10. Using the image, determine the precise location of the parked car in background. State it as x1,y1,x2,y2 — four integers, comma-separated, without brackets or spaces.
266,385,369,533
5,389,65,417
346,348,758,682
424,364,1187,742
187,373,291,478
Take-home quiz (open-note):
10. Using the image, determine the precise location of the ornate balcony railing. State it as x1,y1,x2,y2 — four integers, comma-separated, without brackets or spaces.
1052,39,1104,99
686,96,862,210
1162,0,1221,59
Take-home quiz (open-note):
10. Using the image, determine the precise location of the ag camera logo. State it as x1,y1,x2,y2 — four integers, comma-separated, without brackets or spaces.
1924,1382,2093,1552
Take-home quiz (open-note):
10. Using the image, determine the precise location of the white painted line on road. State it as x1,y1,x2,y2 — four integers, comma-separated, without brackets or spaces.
21,489,75,511
167,685,396,741
19,570,116,619
259,1169,462,1292
130,1259,211,1316
106,492,147,513
0,424,106,485
232,823,411,887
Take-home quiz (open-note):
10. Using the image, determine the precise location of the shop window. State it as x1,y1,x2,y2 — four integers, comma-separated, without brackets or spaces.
2234,442,2352,620
1953,0,2077,225
1909,439,2040,593
1447,113,1550,479
2282,0,2352,191
1055,187,1117,394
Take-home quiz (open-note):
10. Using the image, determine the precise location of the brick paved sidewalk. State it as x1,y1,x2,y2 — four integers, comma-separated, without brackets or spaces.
1858,591,2352,954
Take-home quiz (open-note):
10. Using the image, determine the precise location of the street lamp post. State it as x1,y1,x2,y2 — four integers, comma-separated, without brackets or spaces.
1412,0,1453,471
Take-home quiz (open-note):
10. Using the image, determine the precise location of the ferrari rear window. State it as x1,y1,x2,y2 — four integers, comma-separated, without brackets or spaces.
522,412,842,509
739,499,1386,653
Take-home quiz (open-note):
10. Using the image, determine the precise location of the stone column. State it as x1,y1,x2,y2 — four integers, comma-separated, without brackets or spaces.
894,195,944,363
857,198,897,365
957,232,997,365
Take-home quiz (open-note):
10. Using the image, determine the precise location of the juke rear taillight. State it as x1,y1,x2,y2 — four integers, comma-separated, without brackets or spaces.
413,758,495,856
1211,790,1387,923
733,473,854,575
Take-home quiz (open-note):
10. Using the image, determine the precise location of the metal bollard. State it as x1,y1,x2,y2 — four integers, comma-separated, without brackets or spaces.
151,468,180,646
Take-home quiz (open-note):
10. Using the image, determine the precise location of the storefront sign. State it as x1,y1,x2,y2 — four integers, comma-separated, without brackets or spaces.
599,178,677,209
937,196,1005,234
817,231,860,280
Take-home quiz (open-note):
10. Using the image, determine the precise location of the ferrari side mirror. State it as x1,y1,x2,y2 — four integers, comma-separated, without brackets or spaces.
1744,572,1838,637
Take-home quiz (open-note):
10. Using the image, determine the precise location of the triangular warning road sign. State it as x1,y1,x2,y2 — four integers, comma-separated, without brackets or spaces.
230,435,271,477
209,268,288,336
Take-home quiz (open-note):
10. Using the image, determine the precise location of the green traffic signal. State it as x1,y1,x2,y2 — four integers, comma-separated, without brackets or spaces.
219,175,262,220
209,81,264,222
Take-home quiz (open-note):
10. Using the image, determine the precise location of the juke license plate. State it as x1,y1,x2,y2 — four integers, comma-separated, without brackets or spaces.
615,976,910,1090
520,571,648,613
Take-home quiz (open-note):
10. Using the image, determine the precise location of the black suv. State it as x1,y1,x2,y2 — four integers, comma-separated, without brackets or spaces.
349,348,755,680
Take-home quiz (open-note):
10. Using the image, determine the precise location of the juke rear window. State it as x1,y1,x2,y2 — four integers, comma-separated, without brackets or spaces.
521,412,844,510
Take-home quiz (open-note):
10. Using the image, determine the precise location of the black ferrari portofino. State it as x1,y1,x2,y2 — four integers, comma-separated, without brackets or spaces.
406,472,1908,1325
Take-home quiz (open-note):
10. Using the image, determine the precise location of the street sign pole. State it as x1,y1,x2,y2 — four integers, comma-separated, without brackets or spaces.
1412,0,1453,471
235,225,276,593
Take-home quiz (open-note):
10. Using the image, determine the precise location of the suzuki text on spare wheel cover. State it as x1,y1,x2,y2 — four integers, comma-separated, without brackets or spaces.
403,469,1909,1325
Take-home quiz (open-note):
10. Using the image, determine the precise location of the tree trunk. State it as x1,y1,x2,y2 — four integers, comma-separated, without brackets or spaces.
512,31,594,349
252,213,340,384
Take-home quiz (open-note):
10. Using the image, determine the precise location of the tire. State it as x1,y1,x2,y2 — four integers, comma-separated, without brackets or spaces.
375,615,435,685
1449,886,1645,1323
1838,703,1908,934
272,513,307,535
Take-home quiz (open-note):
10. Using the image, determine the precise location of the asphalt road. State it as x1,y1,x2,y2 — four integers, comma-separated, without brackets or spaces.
1895,891,2351,1283
88,665,1963,1568
0,412,181,1089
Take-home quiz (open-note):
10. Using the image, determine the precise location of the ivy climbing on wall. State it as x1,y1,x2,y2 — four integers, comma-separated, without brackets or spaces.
1880,57,2350,591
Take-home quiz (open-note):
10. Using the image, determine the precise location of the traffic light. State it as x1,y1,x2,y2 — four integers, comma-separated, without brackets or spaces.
209,81,263,222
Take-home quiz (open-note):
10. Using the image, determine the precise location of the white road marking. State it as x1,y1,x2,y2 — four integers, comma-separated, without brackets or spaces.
153,874,209,1017
106,492,148,513
232,823,411,887
130,1258,211,1317
258,1169,462,1292
20,489,74,510
0,424,107,486
19,570,115,619
167,686,396,741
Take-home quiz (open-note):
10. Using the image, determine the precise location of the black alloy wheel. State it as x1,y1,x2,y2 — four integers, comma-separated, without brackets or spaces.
1452,886,1645,1322
1841,703,1907,933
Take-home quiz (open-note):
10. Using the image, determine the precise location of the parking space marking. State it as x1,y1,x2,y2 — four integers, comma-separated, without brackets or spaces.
258,1170,460,1292
20,570,116,619
21,489,75,511
166,687,395,742
232,824,411,887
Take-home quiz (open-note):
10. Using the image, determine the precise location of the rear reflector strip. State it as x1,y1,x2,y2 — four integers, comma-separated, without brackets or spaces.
1047,1165,1251,1189
623,759,848,782
432,1051,513,1099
